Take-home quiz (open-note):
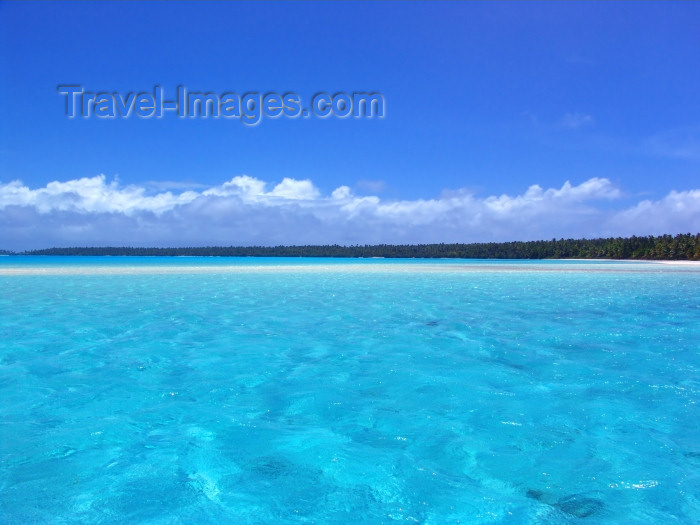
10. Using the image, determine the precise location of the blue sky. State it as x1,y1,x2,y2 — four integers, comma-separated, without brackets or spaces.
1,1,698,249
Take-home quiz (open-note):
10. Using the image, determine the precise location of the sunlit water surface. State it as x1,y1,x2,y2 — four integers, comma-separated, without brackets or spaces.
1,257,698,524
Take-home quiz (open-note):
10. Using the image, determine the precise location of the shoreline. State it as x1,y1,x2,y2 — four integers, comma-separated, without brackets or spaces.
646,260,700,265
554,258,700,265
1,259,698,276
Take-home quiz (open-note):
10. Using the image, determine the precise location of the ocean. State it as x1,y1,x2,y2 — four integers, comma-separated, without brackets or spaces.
1,257,698,524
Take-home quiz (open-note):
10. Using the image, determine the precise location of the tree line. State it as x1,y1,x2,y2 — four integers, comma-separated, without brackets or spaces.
5,233,699,260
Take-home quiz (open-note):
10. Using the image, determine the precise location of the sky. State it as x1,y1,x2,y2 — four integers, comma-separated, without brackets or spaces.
0,1,698,250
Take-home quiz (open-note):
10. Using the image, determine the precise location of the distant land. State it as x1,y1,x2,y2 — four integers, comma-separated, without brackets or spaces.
2,234,698,260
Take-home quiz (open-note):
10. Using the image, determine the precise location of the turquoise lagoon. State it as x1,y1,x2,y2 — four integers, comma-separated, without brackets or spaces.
0,257,698,524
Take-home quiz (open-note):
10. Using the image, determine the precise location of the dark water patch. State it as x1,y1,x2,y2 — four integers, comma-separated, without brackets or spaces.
555,493,605,518
526,488,545,501
525,489,605,519
238,454,329,517
250,455,293,480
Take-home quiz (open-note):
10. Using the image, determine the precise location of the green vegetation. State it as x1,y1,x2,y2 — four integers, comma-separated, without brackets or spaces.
5,233,699,260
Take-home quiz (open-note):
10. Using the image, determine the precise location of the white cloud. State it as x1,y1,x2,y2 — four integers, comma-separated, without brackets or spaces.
0,174,697,251
331,186,352,200
0,175,198,215
269,178,320,200
610,190,700,235
202,175,320,201
203,175,267,199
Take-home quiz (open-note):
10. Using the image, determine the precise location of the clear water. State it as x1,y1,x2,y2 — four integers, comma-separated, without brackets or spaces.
1,258,698,524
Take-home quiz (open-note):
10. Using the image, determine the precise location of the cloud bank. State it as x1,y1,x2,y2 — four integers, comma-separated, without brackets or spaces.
1,175,698,250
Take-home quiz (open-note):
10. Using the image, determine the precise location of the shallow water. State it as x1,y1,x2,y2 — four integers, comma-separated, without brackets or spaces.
1,258,698,523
